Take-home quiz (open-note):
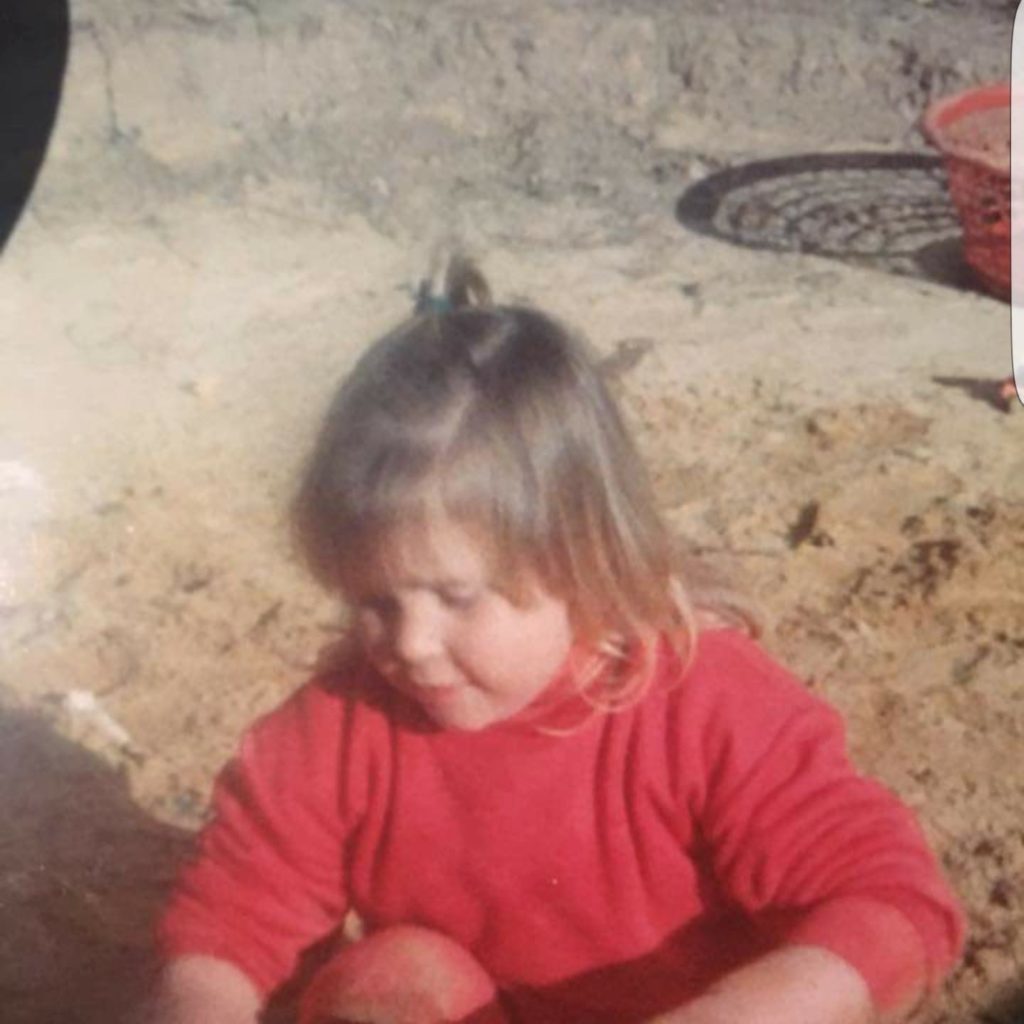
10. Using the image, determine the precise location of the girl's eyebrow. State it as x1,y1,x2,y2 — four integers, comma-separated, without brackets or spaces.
370,573,480,592
417,577,480,593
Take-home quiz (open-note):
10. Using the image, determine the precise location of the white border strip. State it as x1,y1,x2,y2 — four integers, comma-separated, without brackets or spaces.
1012,4,1024,402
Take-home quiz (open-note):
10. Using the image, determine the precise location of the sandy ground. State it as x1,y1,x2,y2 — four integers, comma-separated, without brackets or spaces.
1,1,1022,1021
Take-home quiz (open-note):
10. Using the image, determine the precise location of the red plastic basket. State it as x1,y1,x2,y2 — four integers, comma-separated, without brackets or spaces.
922,82,1010,300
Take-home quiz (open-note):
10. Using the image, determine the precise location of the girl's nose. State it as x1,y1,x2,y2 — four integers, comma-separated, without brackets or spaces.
391,603,444,666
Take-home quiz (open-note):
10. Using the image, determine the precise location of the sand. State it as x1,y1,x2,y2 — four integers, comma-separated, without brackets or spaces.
1,1,1021,1021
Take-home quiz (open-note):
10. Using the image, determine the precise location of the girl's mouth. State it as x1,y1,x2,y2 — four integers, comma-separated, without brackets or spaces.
415,683,462,699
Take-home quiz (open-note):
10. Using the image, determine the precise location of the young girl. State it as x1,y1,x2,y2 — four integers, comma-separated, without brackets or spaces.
149,257,963,1024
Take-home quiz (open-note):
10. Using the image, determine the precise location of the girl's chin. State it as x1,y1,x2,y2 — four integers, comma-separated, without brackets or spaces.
416,692,503,731
419,699,487,731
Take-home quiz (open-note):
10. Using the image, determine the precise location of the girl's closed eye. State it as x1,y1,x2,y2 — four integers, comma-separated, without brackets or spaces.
436,584,481,610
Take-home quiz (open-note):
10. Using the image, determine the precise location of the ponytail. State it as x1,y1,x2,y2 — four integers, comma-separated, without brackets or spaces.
414,252,492,314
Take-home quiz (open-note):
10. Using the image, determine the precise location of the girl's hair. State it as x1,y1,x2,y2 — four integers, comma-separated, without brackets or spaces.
292,255,757,710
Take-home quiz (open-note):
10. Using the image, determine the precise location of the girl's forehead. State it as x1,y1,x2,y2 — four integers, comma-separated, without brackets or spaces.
356,516,494,590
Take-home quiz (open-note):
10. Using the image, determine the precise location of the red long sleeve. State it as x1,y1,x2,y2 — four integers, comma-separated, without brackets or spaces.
157,629,964,1018
679,633,963,1009
158,679,350,992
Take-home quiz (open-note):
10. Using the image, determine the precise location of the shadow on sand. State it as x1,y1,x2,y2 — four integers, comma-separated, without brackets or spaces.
0,701,191,1024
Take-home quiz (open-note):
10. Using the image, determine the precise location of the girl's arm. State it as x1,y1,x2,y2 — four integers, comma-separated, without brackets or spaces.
649,893,928,1024
670,632,964,1021
649,945,876,1024
661,893,930,1024
142,956,262,1024
155,679,354,1007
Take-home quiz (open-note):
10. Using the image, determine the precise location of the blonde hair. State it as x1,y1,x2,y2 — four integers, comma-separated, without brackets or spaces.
292,256,757,711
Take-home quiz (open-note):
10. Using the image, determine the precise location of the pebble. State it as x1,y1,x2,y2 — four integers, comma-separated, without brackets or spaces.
180,376,220,401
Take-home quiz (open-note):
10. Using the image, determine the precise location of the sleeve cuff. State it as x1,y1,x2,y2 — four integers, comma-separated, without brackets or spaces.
157,927,280,997
769,897,930,1012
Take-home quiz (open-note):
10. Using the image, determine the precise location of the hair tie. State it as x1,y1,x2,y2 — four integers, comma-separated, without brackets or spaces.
414,279,453,315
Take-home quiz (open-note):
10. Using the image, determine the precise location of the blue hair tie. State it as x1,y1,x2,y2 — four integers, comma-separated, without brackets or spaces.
414,279,453,315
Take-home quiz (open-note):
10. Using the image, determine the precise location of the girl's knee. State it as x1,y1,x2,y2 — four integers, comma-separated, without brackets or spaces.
298,925,503,1024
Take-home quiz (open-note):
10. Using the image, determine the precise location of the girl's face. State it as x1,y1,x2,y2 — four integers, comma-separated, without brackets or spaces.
349,517,574,731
